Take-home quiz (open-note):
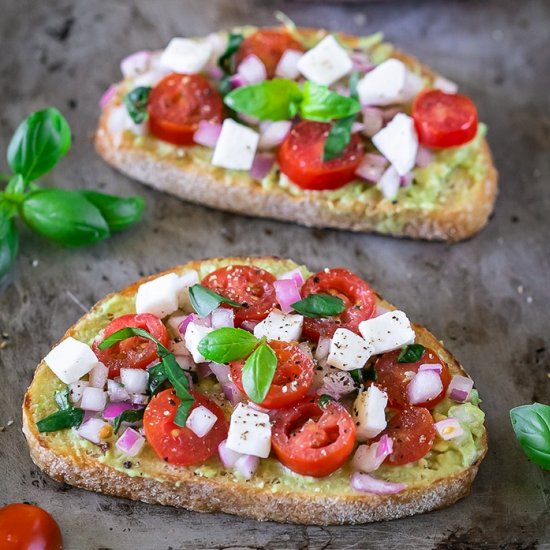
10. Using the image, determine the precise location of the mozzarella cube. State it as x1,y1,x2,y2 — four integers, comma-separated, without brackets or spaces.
353,386,388,441
297,35,352,86
253,311,303,342
68,380,89,404
184,322,213,363
326,328,373,371
357,58,408,106
177,270,200,309
434,76,459,94
358,310,415,355
226,403,271,458
44,337,99,384
212,119,259,171
159,38,212,74
372,113,418,175
135,273,182,318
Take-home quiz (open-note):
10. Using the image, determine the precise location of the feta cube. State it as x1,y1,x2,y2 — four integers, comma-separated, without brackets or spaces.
226,403,271,458
44,337,99,384
253,310,303,342
357,58,412,106
186,405,218,438
135,273,182,318
326,328,373,371
358,310,415,355
297,35,352,86
211,119,259,171
177,270,200,310
353,386,388,441
159,38,212,74
184,322,213,363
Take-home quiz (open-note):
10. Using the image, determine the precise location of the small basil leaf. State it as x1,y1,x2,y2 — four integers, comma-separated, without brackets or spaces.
300,81,361,122
364,366,377,382
397,344,425,363
79,190,145,232
162,353,194,426
510,403,550,470
174,395,195,427
349,71,360,101
350,369,363,385
318,394,334,408
99,326,156,350
21,188,110,247
291,294,345,318
219,74,233,97
218,33,244,74
7,107,71,182
189,284,241,318
148,362,168,395
241,341,277,403
0,214,19,279
323,115,355,162
224,79,303,121
54,388,71,410
113,407,145,434
37,407,84,433
198,327,259,363
123,87,151,124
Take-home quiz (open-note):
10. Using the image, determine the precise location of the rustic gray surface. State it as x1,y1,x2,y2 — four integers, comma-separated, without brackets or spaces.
1,0,549,548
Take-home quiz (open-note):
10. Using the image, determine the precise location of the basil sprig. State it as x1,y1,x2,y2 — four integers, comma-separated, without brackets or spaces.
189,284,242,317
397,344,425,363
291,294,345,318
99,327,194,426
113,407,145,434
510,403,550,470
123,86,152,124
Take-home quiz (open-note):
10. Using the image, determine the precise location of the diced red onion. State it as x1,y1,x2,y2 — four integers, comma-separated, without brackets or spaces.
351,472,406,494
434,76,458,94
416,145,434,168
238,112,260,126
235,454,260,480
447,375,473,403
210,362,230,385
400,173,413,188
259,121,291,150
318,370,355,400
88,363,108,389
434,418,465,440
167,315,186,337
80,387,107,412
275,49,303,80
351,51,374,73
315,336,331,361
175,354,194,372
240,320,259,333
205,32,227,58
277,268,304,287
248,401,270,414
352,435,394,473
120,368,148,394
196,362,213,379
351,122,364,134
361,107,384,138
178,313,197,335
77,418,109,444
418,363,443,374
99,84,117,109
407,370,443,405
378,165,400,199
229,73,247,89
193,120,222,148
129,393,149,405
274,279,301,314
170,339,188,356
116,427,145,456
382,107,400,123
298,342,314,362
120,50,151,78
68,381,89,404
377,434,393,457
403,71,424,101
103,402,136,421
132,70,166,88
375,303,390,317
250,153,275,180
186,405,217,437
237,54,267,84
207,65,223,80
355,153,388,183
179,269,200,288
222,381,243,406
211,307,235,329
218,439,242,468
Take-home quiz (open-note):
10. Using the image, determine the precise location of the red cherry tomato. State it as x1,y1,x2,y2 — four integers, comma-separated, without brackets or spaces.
235,30,304,78
201,265,277,327
143,389,228,466
271,399,356,477
92,313,170,378
147,73,224,146
230,340,314,409
277,121,365,190
300,268,376,342
374,347,452,409
412,89,478,148
382,407,436,465
0,503,62,550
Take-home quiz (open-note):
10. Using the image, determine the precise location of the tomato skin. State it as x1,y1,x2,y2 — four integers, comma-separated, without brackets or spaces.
0,503,62,550
148,73,224,146
271,399,356,477
412,89,478,148
235,30,304,78
277,121,365,191
144,389,228,466
374,347,452,409
300,268,376,342
230,340,314,409
92,314,169,379
201,265,277,327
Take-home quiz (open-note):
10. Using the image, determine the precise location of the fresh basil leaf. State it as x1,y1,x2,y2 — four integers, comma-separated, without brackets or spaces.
123,87,151,124
79,190,145,232
162,353,194,426
291,294,345,318
218,74,233,97
148,362,168,395
224,79,303,121
174,394,195,427
198,327,259,363
350,369,363,385
21,188,110,247
0,213,19,279
113,407,145,434
55,388,71,410
300,81,361,122
510,403,550,470
99,326,154,350
318,394,334,407
323,115,355,162
189,284,241,317
241,341,277,403
348,71,360,101
37,407,84,433
7,107,71,182
218,33,244,74
364,366,377,381
397,344,425,363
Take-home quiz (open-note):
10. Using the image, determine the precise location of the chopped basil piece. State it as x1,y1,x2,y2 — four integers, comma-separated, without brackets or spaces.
318,394,334,407
363,366,378,382
198,327,259,363
348,71,360,101
218,33,244,74
300,81,361,122
147,362,167,395
291,294,345,318
188,284,242,318
54,388,71,410
510,403,550,470
350,367,377,386
397,344,425,363
350,369,363,385
323,115,355,162
123,86,151,124
113,407,145,434
37,407,84,433
241,341,277,403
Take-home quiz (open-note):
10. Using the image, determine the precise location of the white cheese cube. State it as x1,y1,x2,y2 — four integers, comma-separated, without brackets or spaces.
211,119,259,171
353,386,388,441
44,337,99,384
358,310,415,355
186,405,218,438
326,328,374,371
120,368,149,394
372,113,418,176
226,403,271,458
135,273,182,318
357,58,409,106
159,38,212,74
253,311,303,342
434,76,458,94
297,35,352,86
177,269,200,309
184,322,213,363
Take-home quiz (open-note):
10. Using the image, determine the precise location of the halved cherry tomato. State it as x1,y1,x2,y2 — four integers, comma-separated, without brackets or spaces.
92,313,169,378
235,30,304,78
271,399,356,477
374,347,452,409
412,89,478,148
230,340,314,409
382,407,436,465
277,121,365,190
201,265,277,327
0,503,62,550
148,73,224,146
300,268,376,342
143,389,228,466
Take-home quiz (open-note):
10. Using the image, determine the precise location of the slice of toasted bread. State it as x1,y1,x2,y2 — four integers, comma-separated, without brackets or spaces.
22,256,487,525
94,28,498,242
